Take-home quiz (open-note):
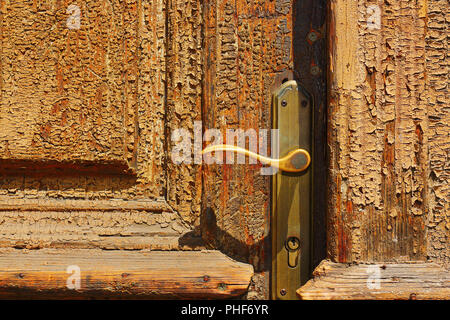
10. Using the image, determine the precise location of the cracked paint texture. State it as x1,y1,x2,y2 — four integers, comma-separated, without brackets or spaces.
328,0,448,268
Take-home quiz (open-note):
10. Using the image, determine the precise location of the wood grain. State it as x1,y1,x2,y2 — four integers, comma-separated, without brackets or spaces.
165,0,203,225
0,0,202,251
0,198,171,212
0,248,253,299
327,0,449,266
202,0,296,299
0,0,167,197
0,1,139,166
0,197,193,250
297,260,450,300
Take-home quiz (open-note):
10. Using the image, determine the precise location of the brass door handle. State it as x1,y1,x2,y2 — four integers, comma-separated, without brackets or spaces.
201,144,311,173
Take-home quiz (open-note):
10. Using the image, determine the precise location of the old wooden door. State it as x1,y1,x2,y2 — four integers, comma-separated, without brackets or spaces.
0,0,326,299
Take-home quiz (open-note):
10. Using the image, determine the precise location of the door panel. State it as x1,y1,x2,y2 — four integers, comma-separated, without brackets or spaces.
0,0,197,250
0,1,165,176
1,1,136,168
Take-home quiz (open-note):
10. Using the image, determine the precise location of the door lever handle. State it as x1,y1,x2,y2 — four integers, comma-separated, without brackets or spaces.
201,144,311,173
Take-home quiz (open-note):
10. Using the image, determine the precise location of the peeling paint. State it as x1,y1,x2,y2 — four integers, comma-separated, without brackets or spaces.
328,0,448,267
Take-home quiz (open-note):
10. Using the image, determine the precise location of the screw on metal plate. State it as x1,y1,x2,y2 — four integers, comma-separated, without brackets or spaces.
307,31,318,42
310,65,321,76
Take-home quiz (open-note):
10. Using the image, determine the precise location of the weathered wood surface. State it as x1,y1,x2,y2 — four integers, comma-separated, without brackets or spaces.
327,0,449,266
0,249,253,299
0,0,166,194
0,0,166,177
165,0,203,225
0,198,171,212
297,260,450,300
0,0,202,250
0,198,193,250
201,0,300,299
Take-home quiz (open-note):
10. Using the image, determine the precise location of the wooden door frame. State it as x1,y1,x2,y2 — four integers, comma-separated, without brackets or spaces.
297,0,449,299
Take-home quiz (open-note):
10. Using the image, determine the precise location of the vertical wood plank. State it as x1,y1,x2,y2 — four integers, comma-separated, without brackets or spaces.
202,0,294,299
327,0,449,266
166,0,203,224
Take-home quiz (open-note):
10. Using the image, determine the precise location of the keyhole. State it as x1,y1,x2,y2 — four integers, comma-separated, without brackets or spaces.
285,237,300,268
286,237,300,251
